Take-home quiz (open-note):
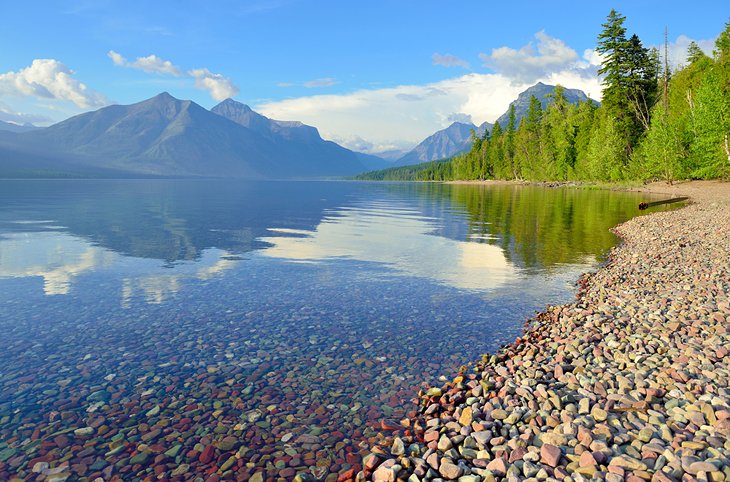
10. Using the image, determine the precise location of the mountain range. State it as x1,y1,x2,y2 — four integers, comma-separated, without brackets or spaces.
0,93,384,179
0,82,596,178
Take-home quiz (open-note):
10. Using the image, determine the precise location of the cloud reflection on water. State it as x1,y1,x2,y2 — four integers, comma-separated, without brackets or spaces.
0,231,240,304
258,201,518,291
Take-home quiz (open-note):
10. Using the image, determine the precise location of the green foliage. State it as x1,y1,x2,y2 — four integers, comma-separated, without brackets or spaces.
690,69,730,178
638,102,686,182
359,14,730,183
354,160,452,181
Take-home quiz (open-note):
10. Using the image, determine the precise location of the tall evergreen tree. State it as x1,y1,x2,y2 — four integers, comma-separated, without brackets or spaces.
625,34,659,132
687,41,708,64
505,105,517,178
597,10,629,112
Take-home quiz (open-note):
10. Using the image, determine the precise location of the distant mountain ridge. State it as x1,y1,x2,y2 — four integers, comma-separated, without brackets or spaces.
0,93,384,178
211,99,389,171
0,120,39,133
394,121,491,166
212,99,321,143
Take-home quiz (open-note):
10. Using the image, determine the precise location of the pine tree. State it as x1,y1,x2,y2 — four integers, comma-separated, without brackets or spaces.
489,123,506,178
625,34,659,132
505,105,517,178
687,41,707,64
597,10,629,113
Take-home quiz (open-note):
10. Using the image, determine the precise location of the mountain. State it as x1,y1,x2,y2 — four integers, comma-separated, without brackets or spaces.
211,99,321,143
394,121,492,166
494,82,596,127
0,93,375,179
211,98,390,172
0,120,40,133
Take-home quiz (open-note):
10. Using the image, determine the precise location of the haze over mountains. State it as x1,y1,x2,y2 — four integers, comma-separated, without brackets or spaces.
0,93,380,179
0,120,39,133
393,121,492,167
0,83,596,178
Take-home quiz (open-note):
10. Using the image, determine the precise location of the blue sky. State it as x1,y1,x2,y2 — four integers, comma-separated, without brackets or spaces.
0,0,726,153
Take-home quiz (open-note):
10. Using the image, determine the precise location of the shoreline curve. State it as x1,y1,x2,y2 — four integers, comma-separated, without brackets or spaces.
360,180,730,482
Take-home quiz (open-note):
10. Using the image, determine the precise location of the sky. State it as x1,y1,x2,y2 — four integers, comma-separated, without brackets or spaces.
0,1,726,155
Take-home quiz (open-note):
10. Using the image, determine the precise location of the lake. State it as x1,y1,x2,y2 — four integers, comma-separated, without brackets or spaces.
0,180,668,481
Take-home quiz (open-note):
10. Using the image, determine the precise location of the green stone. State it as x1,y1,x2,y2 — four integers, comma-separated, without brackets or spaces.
130,452,149,465
220,456,236,472
0,447,16,462
164,445,182,458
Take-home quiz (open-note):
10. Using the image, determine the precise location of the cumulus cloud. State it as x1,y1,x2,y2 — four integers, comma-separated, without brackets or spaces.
656,34,716,70
257,31,605,155
303,77,338,88
0,59,108,108
433,53,470,69
108,50,238,100
188,69,239,101
257,74,528,152
107,50,183,76
480,31,584,83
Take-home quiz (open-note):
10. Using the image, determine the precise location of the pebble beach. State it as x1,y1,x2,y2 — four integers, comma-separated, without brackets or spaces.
362,181,730,482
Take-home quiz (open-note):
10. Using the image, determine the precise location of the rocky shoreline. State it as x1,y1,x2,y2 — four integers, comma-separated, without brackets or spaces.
360,181,730,482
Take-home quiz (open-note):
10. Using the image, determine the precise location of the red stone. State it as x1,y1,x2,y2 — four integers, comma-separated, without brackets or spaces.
541,443,562,468
337,468,356,482
509,447,527,463
579,451,597,467
54,434,70,448
486,457,508,476
199,446,215,464
379,419,402,431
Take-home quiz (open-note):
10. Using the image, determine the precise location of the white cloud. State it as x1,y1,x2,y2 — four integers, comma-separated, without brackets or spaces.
657,34,716,71
108,50,238,101
188,68,239,101
0,59,108,108
108,50,126,66
259,202,516,291
433,53,470,69
257,69,601,154
480,31,584,83
256,31,611,154
303,77,338,88
107,50,182,76
133,55,183,76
